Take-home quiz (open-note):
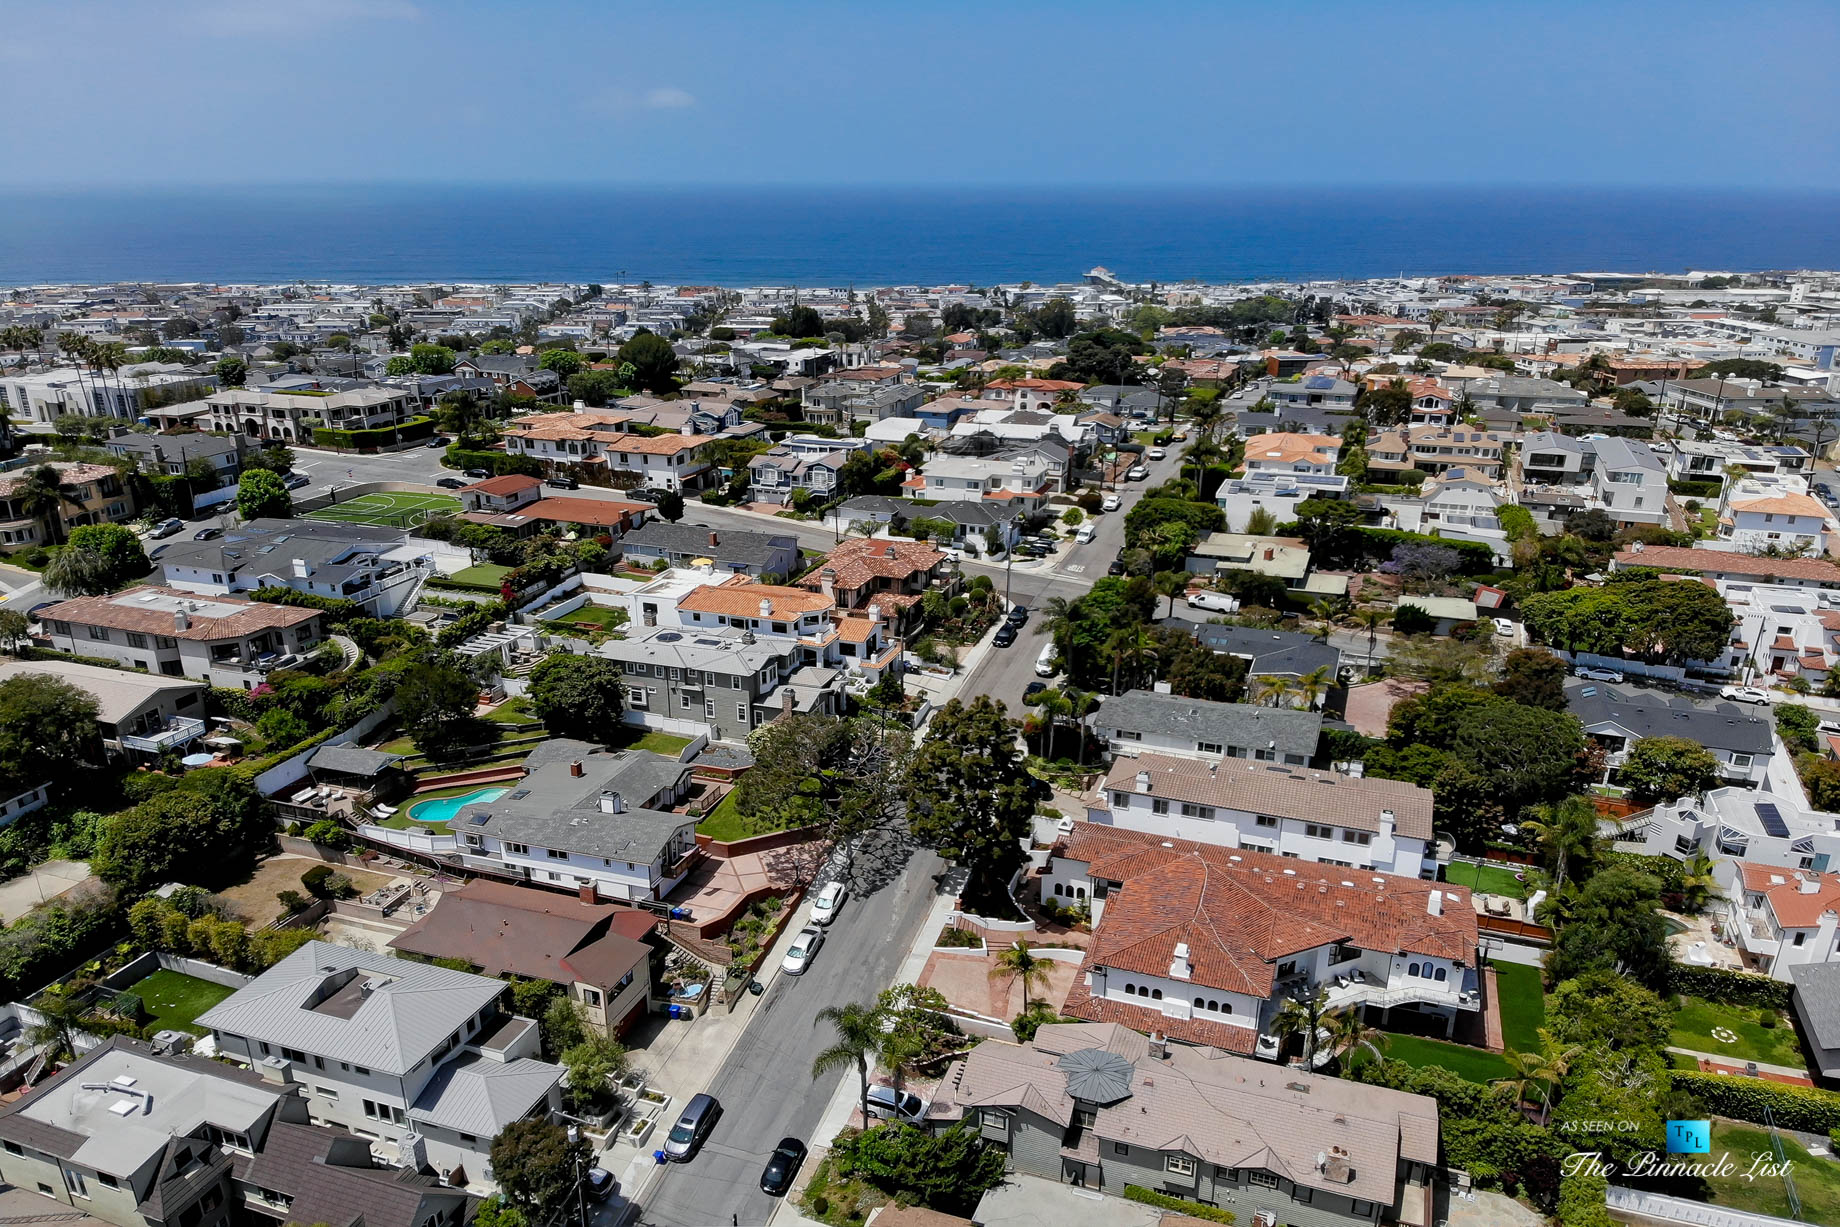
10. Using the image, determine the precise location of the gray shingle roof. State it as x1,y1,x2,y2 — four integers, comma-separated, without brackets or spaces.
241,1121,470,1227
622,521,795,565
1096,689,1321,759
1566,682,1772,755
1789,962,1840,1055
308,745,405,777
460,740,695,864
1189,624,1341,679
196,941,508,1076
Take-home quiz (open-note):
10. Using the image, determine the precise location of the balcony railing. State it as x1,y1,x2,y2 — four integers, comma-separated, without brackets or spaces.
119,716,207,753
1321,974,1480,1013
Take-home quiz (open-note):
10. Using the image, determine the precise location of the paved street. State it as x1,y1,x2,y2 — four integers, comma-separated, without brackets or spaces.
636,830,946,1227
287,441,453,492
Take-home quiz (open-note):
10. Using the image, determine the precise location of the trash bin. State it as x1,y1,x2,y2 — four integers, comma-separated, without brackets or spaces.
668,1004,682,1019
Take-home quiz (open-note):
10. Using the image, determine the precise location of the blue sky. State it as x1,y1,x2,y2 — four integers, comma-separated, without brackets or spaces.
4,0,1835,189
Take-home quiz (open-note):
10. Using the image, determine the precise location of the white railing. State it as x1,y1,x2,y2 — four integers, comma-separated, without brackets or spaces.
1322,978,1476,1013
1607,1185,1805,1226
120,716,208,753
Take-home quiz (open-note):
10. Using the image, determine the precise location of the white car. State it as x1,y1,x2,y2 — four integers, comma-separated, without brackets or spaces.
1492,617,1514,637
1574,666,1624,683
1101,494,1121,512
781,925,824,976
1720,685,1771,705
1147,447,1167,460
1126,464,1149,481
810,881,847,926
1171,429,1189,441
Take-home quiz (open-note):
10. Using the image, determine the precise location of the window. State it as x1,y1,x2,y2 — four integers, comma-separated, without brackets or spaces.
1255,747,1276,761
87,626,110,641
1112,1142,1130,1156
506,842,529,856
1180,803,1215,819
1165,1155,1196,1176
127,632,148,648
353,1065,370,1077
547,848,569,859
1342,830,1372,846
96,1173,119,1189
1151,799,1169,815
64,1169,87,1198
1117,730,1142,741
1074,1105,1097,1129
1731,753,1753,770
2,1140,21,1156
1408,962,1421,977
738,704,749,723
1434,966,1448,982
1794,932,1806,947
582,988,602,1007
1351,1201,1375,1216
1249,1170,1280,1189
1111,792,1130,809
1305,823,1333,839
1196,741,1222,754
316,1086,338,1100
1256,814,1278,828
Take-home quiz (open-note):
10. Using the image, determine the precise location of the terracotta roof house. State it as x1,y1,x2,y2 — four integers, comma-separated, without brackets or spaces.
1048,824,1480,1055
796,536,947,630
389,879,657,1037
37,586,324,689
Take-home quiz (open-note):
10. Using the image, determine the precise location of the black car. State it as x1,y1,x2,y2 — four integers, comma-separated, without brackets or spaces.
546,475,579,490
464,468,492,479
993,624,1018,648
1024,681,1049,701
425,435,448,448
1005,604,1029,626
760,1137,808,1197
192,526,224,541
1108,558,1126,575
583,1167,617,1202
436,477,468,489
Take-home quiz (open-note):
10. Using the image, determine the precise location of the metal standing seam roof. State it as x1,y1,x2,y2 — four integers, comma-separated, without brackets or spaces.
407,1052,560,1137
1055,1047,1136,1105
195,941,509,1077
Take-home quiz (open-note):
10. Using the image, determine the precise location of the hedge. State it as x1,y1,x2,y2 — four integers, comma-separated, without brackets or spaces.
1122,1186,1235,1224
1497,503,1539,543
443,445,541,477
1355,526,1497,571
1672,1071,1840,1132
1668,478,1723,498
1555,1165,1614,1227
311,414,435,450
250,585,361,623
1665,964,1793,1010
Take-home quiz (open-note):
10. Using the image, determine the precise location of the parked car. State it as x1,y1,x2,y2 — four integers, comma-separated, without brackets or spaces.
781,925,824,976
1147,447,1167,460
1024,680,1049,701
1574,666,1625,683
425,435,448,448
1107,558,1126,575
283,472,311,490
810,880,847,926
1126,464,1149,481
27,601,57,622
1171,429,1189,441
436,476,468,489
664,1093,720,1161
1492,617,1514,637
993,624,1018,647
1101,493,1121,512
546,475,579,490
865,1086,927,1123
625,488,663,504
760,1138,808,1197
149,517,184,539
192,525,224,541
463,468,492,479
1720,685,1771,704
584,1168,617,1202
1187,590,1239,614
1035,642,1060,677
1074,522,1097,545
1005,604,1029,626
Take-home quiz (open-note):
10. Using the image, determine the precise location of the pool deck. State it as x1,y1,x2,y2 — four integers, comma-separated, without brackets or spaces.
405,786,509,824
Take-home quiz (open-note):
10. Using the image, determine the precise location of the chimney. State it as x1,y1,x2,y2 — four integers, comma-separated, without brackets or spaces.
570,760,584,778
708,530,719,548
577,882,597,904
598,790,623,814
1264,547,1275,561
819,567,836,599
174,609,190,632
292,557,312,579
256,1055,296,1086
782,687,796,715
1427,890,1443,916
1800,877,1821,895
759,597,773,618
1169,942,1192,981
1135,770,1152,792
1379,809,1394,839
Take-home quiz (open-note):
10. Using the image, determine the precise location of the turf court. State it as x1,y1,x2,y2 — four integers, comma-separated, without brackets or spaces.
305,490,460,528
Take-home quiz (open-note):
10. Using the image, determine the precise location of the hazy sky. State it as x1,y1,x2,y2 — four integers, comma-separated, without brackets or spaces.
5,0,1835,189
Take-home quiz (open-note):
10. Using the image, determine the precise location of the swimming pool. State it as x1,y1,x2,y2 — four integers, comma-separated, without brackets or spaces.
406,786,508,824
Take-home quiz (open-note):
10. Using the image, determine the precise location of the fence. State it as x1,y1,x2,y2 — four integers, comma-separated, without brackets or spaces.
1555,650,1691,685
254,702,396,799
1606,1185,1805,1227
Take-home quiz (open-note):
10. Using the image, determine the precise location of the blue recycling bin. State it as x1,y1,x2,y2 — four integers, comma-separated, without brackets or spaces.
668,1003,682,1019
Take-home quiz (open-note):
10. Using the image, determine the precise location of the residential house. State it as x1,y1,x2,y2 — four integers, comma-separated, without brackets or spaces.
1718,581,1840,687
457,473,542,514
915,454,1054,513
669,576,897,676
1589,435,1669,527
1446,375,1588,414
1787,963,1840,1081
1515,430,1594,486
914,395,985,433
1633,787,1840,873
0,659,207,761
1091,689,1320,764
389,879,658,1038
599,622,844,739
1184,533,1314,589
1567,681,1772,789
1240,432,1341,476
152,519,438,618
618,523,799,578
446,741,700,903
0,462,136,548
199,941,563,1180
206,384,417,443
1049,823,1477,1054
801,382,924,428
747,437,872,505
1189,625,1344,690
0,364,217,425
1397,469,1509,561
1666,439,1812,489
796,536,947,634
103,432,247,487
980,378,1084,411
1269,374,1358,411
1610,543,1840,590
38,587,325,689
1662,379,1830,423
1089,752,1436,878
503,412,718,489
1716,475,1835,555
236,1122,477,1227
929,1020,1439,1226
1721,864,1840,981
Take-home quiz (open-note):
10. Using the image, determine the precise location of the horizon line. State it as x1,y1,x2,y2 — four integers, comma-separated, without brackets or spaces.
5,179,1840,195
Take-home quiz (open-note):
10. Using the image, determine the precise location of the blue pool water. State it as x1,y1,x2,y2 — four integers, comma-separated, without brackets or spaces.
407,786,507,824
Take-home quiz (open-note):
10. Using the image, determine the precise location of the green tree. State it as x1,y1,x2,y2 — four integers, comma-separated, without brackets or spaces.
1547,969,1673,1053
833,1123,1008,1216
0,673,100,790
560,1030,627,1114
236,468,293,520
525,654,625,744
1618,735,1717,804
1520,796,1605,897
906,696,1035,914
489,1119,587,1226
1775,703,1820,755
396,652,482,758
989,939,1053,1012
651,490,685,522
811,1000,886,1126
409,343,457,375
617,331,679,394
0,609,27,653
1547,864,1670,990
212,356,248,386
1492,648,1568,711
45,523,148,596
537,348,585,377
17,465,80,546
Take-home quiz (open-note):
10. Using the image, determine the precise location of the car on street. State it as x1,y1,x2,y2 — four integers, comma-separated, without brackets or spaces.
993,624,1018,647
1187,590,1239,614
584,1167,617,1201
1035,642,1060,677
1024,681,1048,701
1493,617,1514,637
283,472,311,490
810,880,846,925
781,925,824,975
1108,558,1126,575
1147,447,1167,460
1005,604,1029,626
27,601,57,622
1171,429,1189,441
463,468,492,479
865,1086,927,1123
1720,685,1771,704
192,525,224,540
1074,522,1096,545
425,435,448,448
1574,666,1625,683
1101,494,1121,512
1126,464,1149,481
626,488,665,504
436,476,468,489
148,517,184,539
664,1093,719,1161
546,475,579,490
760,1138,808,1197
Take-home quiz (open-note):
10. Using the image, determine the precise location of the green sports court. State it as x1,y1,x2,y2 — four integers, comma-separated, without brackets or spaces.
304,489,461,529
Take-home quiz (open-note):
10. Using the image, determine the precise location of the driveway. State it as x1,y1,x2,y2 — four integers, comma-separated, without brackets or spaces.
0,859,94,922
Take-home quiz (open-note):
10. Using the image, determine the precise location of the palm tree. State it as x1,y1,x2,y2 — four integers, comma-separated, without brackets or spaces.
1271,986,1329,1065
1295,665,1333,711
1680,852,1718,915
811,1001,887,1126
990,940,1054,1013
1037,688,1073,762
90,340,130,419
57,332,97,413
1491,1029,1579,1124
1354,607,1387,671
1423,310,1448,346
1112,624,1161,693
1254,674,1296,709
29,983,91,1066
1520,796,1604,896
1153,570,1188,620
1306,597,1341,643
1328,1006,1387,1071
17,464,79,545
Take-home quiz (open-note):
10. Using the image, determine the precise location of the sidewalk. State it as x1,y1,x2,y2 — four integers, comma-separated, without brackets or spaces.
1667,1045,1815,1085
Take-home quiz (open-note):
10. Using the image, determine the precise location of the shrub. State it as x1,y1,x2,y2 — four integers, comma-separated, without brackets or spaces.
1665,964,1792,1009
302,819,354,850
323,873,356,898
301,864,336,897
809,1195,828,1217
1555,1164,1615,1227
1672,1071,1840,1132
1122,1186,1236,1224
1759,1007,1777,1029
312,415,435,450
276,889,310,914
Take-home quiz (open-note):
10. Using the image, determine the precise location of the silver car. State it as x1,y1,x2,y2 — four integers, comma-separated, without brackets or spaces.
781,925,824,976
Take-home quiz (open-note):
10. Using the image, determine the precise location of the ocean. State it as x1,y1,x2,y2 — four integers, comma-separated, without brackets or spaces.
1,184,1837,287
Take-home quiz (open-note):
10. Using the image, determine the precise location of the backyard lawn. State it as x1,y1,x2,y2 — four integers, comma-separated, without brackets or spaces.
125,969,236,1036
1702,1121,1840,1223
214,856,395,925
696,788,751,842
1490,959,1546,1053
447,563,515,590
1367,1034,1516,1084
607,727,694,756
1670,996,1808,1071
1443,859,1529,899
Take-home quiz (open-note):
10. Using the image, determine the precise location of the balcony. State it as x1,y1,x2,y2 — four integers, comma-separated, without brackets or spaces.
1321,969,1480,1013
119,716,207,754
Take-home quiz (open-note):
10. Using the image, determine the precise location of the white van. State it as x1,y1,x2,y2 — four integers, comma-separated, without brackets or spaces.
1186,590,1240,614
1035,642,1060,677
1074,522,1097,545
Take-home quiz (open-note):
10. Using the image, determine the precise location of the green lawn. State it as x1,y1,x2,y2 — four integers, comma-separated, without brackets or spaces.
125,969,237,1036
483,697,540,724
1370,1034,1516,1083
1443,859,1529,899
545,603,629,632
1702,1121,1840,1223
1490,959,1545,1053
607,727,693,756
696,788,750,841
447,563,515,590
306,490,460,528
1670,996,1808,1071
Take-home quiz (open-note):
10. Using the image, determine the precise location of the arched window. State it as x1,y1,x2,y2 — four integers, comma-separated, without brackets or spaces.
1076,886,1087,899
1151,988,1163,1001
1124,983,1137,996
1434,966,1447,982
1053,883,1065,897
1408,962,1420,978
1220,1002,1231,1014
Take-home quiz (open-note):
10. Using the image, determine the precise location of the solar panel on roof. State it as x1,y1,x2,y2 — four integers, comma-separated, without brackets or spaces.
1757,803,1790,839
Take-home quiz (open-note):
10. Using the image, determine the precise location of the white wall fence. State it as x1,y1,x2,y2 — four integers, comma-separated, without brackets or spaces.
1606,1185,1806,1227
255,702,397,798
360,823,459,857
1555,650,1691,685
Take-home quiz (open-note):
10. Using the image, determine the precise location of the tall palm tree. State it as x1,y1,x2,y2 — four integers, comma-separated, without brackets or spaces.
1328,1006,1387,1071
1491,1029,1580,1124
1271,987,1329,1065
1153,570,1188,620
1423,310,1448,346
1306,597,1341,643
1295,665,1334,711
1520,796,1604,896
90,340,130,419
17,464,79,545
990,940,1054,1013
1037,688,1073,762
57,332,97,415
1254,674,1296,709
1112,623,1161,693
1354,607,1387,670
1680,852,1718,915
811,1001,887,1126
